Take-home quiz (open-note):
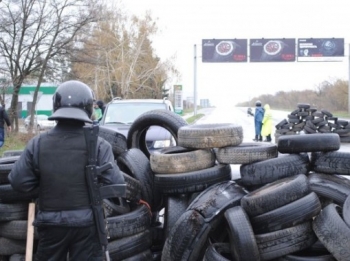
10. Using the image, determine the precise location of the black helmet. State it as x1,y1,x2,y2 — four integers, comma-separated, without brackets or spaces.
255,100,262,106
48,80,94,123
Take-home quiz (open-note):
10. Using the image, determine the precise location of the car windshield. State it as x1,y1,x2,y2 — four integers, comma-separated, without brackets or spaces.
104,102,167,124
37,115,48,120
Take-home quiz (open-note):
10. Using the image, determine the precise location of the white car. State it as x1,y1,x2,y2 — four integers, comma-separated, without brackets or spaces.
24,114,56,131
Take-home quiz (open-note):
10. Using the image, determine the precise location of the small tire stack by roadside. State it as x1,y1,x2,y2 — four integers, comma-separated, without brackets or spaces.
2,109,350,260
275,102,350,143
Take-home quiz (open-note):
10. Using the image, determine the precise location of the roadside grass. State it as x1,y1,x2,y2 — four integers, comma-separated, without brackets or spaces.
0,132,34,156
186,113,205,124
332,111,350,119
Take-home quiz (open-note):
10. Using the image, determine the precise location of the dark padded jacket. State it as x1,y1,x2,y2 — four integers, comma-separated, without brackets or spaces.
8,121,125,227
0,106,11,129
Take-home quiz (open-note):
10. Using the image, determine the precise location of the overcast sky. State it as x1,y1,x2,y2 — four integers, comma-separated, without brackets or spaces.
123,0,349,108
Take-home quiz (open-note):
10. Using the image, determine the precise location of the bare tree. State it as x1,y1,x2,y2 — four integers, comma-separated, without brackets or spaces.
0,0,99,131
72,7,179,102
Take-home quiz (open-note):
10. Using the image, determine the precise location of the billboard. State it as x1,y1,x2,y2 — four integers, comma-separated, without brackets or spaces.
202,39,248,63
250,38,296,62
297,38,344,62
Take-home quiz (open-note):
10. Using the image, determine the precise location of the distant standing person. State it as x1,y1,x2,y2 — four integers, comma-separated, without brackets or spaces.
261,103,273,142
96,100,105,118
253,100,264,142
93,101,103,122
0,104,11,148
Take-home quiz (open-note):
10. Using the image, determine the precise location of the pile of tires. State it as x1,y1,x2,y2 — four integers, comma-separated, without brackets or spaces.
275,103,350,143
2,109,350,260
153,123,350,261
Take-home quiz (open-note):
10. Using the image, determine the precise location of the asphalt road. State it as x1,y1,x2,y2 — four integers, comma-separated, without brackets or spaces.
194,106,350,150
192,106,350,180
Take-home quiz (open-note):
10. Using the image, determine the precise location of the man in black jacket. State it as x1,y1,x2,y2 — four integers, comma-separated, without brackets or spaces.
8,80,125,261
0,105,11,147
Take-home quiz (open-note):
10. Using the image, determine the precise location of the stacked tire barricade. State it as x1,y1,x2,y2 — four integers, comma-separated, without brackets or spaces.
1,109,350,260
275,103,350,143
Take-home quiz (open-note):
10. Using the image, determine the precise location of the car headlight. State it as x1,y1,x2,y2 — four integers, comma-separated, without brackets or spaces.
153,140,171,148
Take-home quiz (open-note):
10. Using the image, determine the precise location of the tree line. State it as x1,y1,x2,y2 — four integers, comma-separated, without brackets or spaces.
0,0,177,132
236,79,348,113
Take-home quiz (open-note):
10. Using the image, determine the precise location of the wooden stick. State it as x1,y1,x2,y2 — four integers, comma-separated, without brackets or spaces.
25,202,35,261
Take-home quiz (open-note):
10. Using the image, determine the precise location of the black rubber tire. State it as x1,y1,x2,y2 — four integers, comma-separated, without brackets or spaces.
240,153,310,186
107,203,152,240
164,194,190,239
241,174,309,217
343,194,350,228
154,164,231,194
122,249,153,261
256,222,317,261
251,192,321,234
336,120,349,127
277,133,340,153
312,111,324,118
275,119,288,129
308,173,350,205
312,151,350,175
305,107,317,113
0,203,29,221
224,206,260,261
288,118,301,124
162,181,247,261
277,239,335,260
288,114,299,120
311,118,324,124
98,125,128,157
297,111,310,117
9,254,28,261
127,109,188,159
0,220,38,240
203,243,231,261
177,123,243,149
117,148,159,211
214,142,278,164
320,109,333,117
340,136,350,143
161,209,210,261
304,125,317,134
187,180,247,222
107,229,152,261
121,171,142,202
150,148,216,174
103,198,130,217
318,126,332,133
0,237,26,256
290,109,300,115
315,120,327,128
278,254,335,260
297,103,311,109
312,203,350,261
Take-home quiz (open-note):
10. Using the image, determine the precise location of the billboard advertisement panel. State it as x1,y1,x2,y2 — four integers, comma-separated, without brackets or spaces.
202,39,248,63
250,38,296,62
297,38,344,62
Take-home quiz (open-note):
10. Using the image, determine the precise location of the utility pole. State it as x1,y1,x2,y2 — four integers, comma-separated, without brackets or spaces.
194,44,197,116
348,44,350,114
